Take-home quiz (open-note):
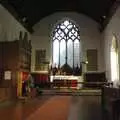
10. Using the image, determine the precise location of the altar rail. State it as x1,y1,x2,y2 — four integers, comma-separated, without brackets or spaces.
50,81,107,89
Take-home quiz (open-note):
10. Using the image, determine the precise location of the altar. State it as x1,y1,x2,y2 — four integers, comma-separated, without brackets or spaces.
50,75,83,89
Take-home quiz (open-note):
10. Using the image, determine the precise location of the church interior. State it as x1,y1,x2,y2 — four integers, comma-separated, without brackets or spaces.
0,0,120,120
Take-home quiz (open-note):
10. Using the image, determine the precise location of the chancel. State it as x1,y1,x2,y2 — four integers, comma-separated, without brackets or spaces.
0,0,120,120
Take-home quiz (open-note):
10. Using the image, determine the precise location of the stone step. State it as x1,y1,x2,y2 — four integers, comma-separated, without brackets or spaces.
41,89,102,96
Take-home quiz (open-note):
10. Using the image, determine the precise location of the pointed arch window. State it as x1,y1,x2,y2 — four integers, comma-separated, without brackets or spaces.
110,35,119,82
52,19,81,68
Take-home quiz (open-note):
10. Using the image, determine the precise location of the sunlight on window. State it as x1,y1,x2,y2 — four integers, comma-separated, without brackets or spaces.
110,36,119,82
111,51,118,81
74,39,80,67
68,39,73,67
53,40,59,66
60,40,66,66
52,19,80,68
64,20,69,26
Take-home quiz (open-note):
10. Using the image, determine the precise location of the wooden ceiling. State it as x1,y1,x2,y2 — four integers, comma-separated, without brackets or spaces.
1,0,119,33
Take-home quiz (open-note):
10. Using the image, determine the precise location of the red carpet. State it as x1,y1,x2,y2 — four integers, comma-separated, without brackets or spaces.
26,96,71,120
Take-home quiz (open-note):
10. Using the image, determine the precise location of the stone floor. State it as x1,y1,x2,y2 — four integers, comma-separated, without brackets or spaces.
68,96,102,120
0,95,102,120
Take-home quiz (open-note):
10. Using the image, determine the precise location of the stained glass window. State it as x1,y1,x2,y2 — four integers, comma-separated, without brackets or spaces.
60,39,66,66
67,39,73,67
52,19,80,68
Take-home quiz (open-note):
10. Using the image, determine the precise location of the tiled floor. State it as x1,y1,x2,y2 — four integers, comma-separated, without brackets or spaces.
0,95,102,120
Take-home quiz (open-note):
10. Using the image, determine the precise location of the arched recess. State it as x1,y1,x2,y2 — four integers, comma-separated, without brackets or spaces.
110,35,119,82
51,18,81,74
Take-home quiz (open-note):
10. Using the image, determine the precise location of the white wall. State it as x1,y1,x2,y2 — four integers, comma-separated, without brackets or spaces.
31,12,103,72
0,5,31,41
103,7,120,82
31,36,51,71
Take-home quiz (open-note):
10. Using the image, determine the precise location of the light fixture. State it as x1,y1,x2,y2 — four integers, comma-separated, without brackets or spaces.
81,61,88,64
102,16,106,19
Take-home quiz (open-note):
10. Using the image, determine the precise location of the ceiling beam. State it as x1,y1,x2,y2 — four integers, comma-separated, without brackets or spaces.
0,0,34,33
99,0,120,32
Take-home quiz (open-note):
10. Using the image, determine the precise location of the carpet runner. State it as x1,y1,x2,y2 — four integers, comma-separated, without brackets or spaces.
26,96,71,120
